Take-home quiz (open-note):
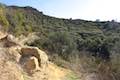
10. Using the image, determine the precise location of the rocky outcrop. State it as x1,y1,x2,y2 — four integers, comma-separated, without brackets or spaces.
0,60,24,80
0,33,19,47
17,32,39,45
0,31,69,80
20,56,40,74
19,46,48,73
0,32,49,74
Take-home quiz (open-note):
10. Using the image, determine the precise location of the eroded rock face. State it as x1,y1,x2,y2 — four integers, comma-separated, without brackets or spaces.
20,56,40,74
0,32,49,75
20,47,48,72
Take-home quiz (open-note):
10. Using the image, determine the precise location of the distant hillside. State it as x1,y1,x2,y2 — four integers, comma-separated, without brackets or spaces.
0,3,120,60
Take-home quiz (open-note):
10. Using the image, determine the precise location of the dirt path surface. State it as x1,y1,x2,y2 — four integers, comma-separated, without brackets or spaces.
47,63,69,80
31,62,69,80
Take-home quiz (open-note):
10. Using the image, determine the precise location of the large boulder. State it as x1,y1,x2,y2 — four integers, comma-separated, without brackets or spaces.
17,32,39,45
0,32,49,75
20,56,40,74
19,46,48,73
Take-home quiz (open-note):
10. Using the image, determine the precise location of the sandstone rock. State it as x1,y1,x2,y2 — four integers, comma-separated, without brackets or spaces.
7,47,21,62
7,34,16,42
0,32,69,80
19,46,48,74
38,48,49,69
0,34,19,47
22,56,40,73
20,47,48,68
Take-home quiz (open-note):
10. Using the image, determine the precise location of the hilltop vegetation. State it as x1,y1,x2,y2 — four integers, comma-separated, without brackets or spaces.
2,4,118,59
0,3,120,79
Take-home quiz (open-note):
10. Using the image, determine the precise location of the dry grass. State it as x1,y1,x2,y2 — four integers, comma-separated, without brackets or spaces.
51,52,120,80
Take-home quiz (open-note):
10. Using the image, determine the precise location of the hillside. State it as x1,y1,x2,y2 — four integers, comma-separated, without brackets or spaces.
1,3,120,59
0,3,120,80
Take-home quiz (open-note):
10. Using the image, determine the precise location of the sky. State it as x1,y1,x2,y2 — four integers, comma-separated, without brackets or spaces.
0,0,120,21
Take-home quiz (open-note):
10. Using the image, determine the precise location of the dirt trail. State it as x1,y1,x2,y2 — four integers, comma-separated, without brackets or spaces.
31,62,69,80
47,63,69,80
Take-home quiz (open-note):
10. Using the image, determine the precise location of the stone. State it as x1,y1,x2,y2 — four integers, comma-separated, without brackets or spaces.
0,34,19,47
20,46,48,71
22,56,40,73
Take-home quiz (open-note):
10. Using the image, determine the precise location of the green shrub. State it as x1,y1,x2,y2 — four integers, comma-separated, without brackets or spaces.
0,8,9,31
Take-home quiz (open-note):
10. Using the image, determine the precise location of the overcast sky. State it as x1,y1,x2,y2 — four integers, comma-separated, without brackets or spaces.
0,0,120,21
